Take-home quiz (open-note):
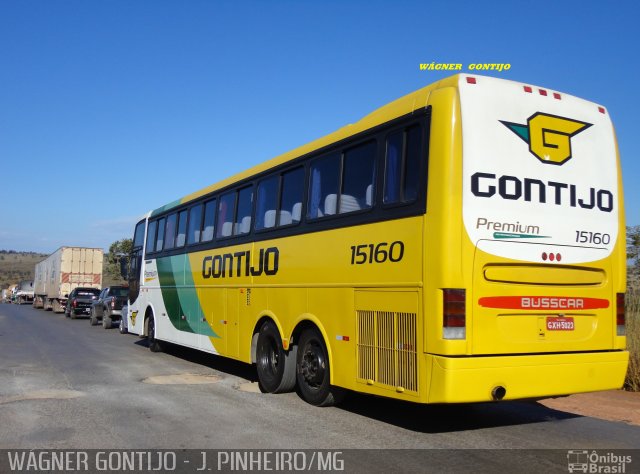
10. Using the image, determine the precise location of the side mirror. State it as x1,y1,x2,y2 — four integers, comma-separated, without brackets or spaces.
119,257,129,280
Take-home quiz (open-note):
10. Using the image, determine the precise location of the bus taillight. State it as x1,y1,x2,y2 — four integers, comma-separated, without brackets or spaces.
443,289,466,340
617,293,625,336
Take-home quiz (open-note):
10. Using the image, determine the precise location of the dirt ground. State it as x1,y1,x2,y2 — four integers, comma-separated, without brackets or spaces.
540,390,640,426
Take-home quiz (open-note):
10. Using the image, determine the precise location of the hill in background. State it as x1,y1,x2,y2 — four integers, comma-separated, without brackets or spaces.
0,250,125,289
0,251,47,289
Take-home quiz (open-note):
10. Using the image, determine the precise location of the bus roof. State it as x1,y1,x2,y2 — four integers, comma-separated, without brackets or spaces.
150,75,462,216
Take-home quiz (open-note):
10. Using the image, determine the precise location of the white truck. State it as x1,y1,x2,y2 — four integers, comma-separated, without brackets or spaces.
14,280,34,304
33,247,104,313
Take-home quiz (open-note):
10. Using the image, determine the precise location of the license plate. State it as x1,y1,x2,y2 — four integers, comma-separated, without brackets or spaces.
546,317,574,331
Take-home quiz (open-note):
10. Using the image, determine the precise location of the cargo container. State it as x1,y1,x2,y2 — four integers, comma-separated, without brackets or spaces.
33,247,103,313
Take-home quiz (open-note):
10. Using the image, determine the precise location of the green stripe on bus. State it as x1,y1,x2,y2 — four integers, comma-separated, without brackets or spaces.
156,256,219,338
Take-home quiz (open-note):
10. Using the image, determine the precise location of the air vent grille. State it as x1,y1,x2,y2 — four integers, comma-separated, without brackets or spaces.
357,310,417,392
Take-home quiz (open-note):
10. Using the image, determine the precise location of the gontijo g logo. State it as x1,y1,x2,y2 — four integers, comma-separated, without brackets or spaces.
500,113,592,165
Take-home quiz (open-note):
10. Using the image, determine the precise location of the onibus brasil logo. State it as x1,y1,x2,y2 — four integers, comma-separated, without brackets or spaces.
500,112,592,165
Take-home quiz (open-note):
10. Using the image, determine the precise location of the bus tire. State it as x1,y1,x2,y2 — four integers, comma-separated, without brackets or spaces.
296,327,344,407
256,321,296,393
148,316,163,353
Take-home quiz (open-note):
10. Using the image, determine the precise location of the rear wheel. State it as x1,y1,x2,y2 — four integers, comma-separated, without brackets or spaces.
89,308,98,326
148,316,163,352
296,327,344,406
256,321,296,393
103,315,112,329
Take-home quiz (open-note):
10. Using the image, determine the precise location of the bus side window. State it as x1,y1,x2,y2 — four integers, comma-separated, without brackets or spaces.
385,125,422,204
187,204,202,245
281,167,304,225
146,220,158,254
255,176,278,230
217,192,236,238
202,199,216,242
308,152,339,219
155,217,166,250
164,213,177,249
175,210,188,247
340,141,376,213
235,186,253,235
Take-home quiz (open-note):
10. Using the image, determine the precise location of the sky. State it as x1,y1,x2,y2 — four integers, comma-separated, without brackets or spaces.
1,0,638,254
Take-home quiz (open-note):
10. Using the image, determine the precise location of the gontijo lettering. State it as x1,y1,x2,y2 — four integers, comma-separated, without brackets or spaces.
471,172,614,213
202,247,279,279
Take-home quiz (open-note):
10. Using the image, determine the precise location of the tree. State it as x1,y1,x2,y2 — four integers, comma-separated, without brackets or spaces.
103,238,133,285
628,225,640,288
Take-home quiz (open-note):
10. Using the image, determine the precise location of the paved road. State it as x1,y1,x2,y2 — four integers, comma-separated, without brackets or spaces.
1,303,638,472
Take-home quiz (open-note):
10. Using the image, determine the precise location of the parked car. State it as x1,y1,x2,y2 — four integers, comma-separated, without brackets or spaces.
119,303,128,334
65,287,101,319
89,285,129,329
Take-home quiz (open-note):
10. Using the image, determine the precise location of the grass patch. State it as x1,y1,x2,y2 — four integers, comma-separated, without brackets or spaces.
625,289,640,391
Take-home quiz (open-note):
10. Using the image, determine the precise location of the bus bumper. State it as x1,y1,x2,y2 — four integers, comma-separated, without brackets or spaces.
426,350,629,403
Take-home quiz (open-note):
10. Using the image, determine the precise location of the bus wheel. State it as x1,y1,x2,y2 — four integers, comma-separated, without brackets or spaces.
256,321,296,393
296,327,344,407
148,316,163,353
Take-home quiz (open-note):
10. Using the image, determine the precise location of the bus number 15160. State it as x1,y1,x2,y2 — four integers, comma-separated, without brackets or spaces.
350,241,405,265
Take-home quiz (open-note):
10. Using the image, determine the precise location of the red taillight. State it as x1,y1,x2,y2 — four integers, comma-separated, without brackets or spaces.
443,289,466,340
72,299,77,308
111,300,116,309
616,293,625,336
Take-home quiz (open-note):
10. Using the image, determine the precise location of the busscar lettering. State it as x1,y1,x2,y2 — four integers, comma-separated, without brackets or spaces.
522,297,584,309
471,171,614,213
202,247,279,279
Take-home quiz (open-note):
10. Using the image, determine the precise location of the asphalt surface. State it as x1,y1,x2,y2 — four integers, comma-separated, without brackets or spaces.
1,303,638,473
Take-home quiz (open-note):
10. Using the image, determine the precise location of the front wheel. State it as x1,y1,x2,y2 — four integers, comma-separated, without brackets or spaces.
296,327,344,407
148,316,163,352
119,318,128,334
256,321,296,393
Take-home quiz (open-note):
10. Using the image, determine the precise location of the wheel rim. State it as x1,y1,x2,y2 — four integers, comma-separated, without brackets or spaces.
300,339,326,389
258,336,279,379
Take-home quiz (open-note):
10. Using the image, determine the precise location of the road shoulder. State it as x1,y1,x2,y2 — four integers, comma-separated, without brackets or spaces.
540,390,640,426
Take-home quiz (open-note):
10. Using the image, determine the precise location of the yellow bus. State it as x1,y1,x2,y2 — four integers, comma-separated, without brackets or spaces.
124,74,628,406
